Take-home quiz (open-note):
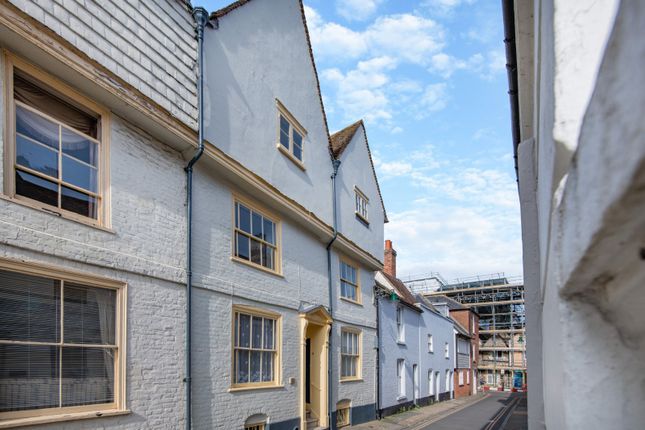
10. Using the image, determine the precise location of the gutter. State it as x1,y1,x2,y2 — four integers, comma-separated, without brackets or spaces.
184,7,209,430
326,158,341,429
502,0,521,183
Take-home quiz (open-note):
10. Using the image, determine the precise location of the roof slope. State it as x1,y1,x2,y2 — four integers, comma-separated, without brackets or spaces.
331,120,388,222
380,271,419,310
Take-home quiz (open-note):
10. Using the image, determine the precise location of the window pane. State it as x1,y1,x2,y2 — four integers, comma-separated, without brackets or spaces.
261,351,273,382
261,244,274,270
63,284,115,345
293,143,302,161
250,239,262,265
15,105,59,150
238,314,250,348
15,170,58,207
341,332,348,354
0,270,60,342
61,128,98,166
236,350,249,383
263,219,275,245
61,186,97,219
62,155,97,192
16,135,58,178
251,316,262,349
279,116,289,134
239,204,251,233
263,319,274,350
340,281,347,299
236,233,250,261
0,344,59,412
279,130,289,149
293,131,302,148
251,212,263,239
250,351,261,383
61,347,114,407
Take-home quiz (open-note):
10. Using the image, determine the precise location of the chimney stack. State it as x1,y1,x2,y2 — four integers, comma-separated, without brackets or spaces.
384,240,397,278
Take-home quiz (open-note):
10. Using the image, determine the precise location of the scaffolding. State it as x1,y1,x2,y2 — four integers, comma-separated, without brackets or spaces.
404,273,527,390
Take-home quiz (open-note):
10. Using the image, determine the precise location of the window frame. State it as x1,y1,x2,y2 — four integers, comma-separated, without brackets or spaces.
428,369,434,396
275,99,307,170
339,257,361,305
354,187,369,224
231,194,282,276
340,327,361,381
428,334,433,353
458,370,464,386
3,51,111,229
0,257,127,426
396,306,405,343
230,304,282,391
396,359,405,398
445,341,450,359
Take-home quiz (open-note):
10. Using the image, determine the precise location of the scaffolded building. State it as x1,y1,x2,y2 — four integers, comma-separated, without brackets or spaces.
404,273,526,391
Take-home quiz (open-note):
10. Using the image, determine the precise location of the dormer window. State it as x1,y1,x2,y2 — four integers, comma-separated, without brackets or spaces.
276,100,306,169
355,187,369,223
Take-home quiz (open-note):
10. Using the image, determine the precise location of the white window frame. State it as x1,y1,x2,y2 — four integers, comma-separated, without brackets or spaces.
0,257,127,426
445,341,450,359
397,359,405,398
3,52,111,228
276,99,306,169
396,306,405,343
459,371,464,386
428,370,434,396
467,370,470,385
354,187,369,223
428,334,433,353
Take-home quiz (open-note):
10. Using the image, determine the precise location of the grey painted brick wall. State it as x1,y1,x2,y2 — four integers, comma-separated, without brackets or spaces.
9,0,198,129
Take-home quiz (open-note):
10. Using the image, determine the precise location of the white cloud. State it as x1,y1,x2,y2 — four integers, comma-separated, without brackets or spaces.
306,7,444,65
422,0,477,16
336,0,383,22
413,83,448,118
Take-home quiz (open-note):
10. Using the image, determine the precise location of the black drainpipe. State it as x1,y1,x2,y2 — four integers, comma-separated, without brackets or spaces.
326,158,341,429
185,7,208,430
374,285,382,419
502,0,520,184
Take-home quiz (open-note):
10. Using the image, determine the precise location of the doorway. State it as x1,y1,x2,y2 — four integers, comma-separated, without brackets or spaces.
413,364,419,404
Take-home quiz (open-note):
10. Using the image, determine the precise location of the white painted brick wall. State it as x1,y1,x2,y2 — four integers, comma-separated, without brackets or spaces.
9,0,198,129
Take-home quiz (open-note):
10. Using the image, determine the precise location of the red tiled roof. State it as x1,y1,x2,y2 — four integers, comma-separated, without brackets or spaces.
381,271,419,310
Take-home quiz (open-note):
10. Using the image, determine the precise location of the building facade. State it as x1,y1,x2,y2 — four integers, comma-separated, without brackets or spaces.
375,241,454,417
0,1,387,429
504,0,645,429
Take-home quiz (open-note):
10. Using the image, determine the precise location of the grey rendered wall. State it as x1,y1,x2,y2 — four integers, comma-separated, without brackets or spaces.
203,0,334,226
8,0,198,129
0,52,189,428
417,308,454,399
335,124,385,261
378,299,420,411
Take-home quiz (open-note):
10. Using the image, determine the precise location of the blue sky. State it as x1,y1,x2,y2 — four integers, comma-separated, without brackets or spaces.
195,0,522,281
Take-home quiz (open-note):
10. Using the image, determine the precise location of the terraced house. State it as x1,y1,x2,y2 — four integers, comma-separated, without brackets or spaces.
0,0,386,429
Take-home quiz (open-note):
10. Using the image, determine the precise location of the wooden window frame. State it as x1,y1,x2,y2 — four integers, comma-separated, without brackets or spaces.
339,257,361,305
336,399,351,428
354,187,369,224
340,327,361,382
275,99,307,170
2,51,111,229
396,306,405,343
231,193,282,276
0,257,127,428
230,305,282,391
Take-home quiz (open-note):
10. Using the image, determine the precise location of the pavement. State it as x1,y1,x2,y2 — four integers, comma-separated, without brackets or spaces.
349,392,527,430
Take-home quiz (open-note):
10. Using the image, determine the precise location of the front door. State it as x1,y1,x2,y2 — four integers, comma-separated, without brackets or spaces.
413,364,419,404
435,371,440,401
305,338,311,404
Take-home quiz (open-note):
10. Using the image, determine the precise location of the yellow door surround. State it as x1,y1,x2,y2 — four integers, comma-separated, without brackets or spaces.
299,305,332,430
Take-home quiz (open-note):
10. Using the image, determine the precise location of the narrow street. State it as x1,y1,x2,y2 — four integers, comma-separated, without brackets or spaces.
422,392,527,430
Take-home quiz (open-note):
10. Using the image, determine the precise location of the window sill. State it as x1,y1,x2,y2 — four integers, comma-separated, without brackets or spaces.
231,256,284,278
340,296,363,306
396,395,407,401
340,377,363,383
0,409,130,429
0,194,115,234
397,341,406,346
354,212,369,226
276,144,306,171
228,384,284,393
